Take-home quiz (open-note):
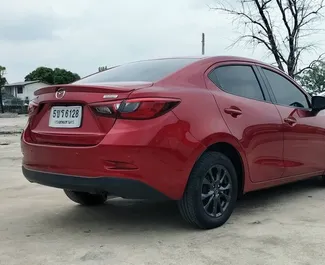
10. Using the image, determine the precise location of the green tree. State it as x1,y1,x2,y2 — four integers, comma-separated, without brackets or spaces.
25,67,80,85
298,61,325,95
52,68,81,84
0,65,8,113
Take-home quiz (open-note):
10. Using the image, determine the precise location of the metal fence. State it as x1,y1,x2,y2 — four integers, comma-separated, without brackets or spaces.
2,105,28,114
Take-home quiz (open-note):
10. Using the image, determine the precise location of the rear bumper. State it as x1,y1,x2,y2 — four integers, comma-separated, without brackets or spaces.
21,113,205,200
22,166,168,200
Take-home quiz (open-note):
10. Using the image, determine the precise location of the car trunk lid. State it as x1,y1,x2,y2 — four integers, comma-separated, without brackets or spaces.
28,82,153,146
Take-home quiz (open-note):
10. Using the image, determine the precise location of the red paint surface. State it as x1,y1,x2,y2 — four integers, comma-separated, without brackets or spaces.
21,56,325,199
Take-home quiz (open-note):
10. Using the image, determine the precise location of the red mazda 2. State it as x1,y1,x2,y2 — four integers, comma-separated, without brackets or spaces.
21,56,325,229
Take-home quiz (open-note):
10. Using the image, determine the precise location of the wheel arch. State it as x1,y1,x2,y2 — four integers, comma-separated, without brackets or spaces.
204,142,245,197
187,134,249,198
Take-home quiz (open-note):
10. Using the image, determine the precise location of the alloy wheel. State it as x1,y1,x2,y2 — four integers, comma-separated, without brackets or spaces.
201,164,232,217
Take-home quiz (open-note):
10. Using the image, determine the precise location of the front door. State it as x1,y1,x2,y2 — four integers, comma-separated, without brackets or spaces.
206,63,284,183
261,66,325,177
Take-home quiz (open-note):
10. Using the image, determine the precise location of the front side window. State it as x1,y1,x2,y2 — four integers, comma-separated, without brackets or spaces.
208,65,265,101
263,68,309,108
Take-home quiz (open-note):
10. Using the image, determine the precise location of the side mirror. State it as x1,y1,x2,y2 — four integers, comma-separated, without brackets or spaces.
311,96,325,112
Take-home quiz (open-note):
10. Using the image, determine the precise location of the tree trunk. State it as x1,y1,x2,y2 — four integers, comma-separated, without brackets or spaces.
212,0,325,80
0,90,4,113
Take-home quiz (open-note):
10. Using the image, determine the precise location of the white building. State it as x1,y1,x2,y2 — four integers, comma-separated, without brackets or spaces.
3,80,48,101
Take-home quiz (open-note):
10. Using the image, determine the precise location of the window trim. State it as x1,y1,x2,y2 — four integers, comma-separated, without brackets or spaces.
259,66,311,110
207,63,269,103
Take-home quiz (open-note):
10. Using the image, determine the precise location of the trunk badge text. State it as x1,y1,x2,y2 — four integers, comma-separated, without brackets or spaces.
103,94,118,99
55,89,66,99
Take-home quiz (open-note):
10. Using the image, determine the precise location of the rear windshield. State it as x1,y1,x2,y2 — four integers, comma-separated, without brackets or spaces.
74,58,199,84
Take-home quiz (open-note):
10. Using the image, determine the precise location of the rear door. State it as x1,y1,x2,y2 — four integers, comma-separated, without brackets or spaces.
205,62,284,183
260,66,325,177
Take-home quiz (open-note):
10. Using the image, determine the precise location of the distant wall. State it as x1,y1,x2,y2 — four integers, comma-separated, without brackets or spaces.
16,82,48,100
3,105,28,114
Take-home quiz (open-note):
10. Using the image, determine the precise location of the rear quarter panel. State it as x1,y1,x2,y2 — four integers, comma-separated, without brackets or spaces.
129,62,249,195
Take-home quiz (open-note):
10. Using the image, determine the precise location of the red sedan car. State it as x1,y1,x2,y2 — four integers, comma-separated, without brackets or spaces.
21,56,325,229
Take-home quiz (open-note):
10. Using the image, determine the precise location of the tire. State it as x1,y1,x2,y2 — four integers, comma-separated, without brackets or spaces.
64,190,108,206
178,151,238,229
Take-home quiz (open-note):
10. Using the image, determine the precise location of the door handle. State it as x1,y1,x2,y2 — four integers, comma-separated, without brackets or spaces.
224,107,242,117
284,117,297,126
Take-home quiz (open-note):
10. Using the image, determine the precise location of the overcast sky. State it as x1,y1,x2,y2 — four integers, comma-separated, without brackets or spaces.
1,0,325,83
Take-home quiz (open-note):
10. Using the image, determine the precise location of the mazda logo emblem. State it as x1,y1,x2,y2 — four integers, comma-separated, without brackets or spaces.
55,89,66,99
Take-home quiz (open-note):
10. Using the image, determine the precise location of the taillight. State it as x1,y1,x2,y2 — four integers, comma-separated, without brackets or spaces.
28,98,39,118
90,98,180,120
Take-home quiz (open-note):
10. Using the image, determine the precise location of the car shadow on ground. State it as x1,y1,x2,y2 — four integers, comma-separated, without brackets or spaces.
41,177,323,233
236,177,322,211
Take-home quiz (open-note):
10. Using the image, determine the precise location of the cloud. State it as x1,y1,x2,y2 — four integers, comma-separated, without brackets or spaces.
0,0,324,82
0,15,65,41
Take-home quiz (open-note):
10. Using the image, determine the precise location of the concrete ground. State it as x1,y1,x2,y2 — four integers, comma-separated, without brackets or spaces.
1,117,325,265
0,115,27,134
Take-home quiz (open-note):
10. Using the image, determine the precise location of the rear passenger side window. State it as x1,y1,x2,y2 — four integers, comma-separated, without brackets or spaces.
208,65,265,101
263,68,309,109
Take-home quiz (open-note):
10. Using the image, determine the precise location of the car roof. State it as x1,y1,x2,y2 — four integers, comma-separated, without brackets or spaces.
139,56,278,70
143,56,265,64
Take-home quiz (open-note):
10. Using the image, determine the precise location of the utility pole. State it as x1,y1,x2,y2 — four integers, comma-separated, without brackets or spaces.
0,66,7,114
98,66,108,72
201,33,205,55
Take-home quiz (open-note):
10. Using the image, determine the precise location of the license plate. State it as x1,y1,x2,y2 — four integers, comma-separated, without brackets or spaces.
49,106,82,128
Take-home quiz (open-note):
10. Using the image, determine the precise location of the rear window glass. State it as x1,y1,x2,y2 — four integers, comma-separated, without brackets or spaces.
209,65,265,101
75,58,199,84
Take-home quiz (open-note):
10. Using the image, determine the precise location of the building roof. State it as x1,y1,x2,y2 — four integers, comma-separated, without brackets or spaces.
4,80,45,87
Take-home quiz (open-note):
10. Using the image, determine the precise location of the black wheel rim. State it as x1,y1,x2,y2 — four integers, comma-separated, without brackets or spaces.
201,165,232,217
